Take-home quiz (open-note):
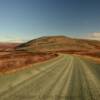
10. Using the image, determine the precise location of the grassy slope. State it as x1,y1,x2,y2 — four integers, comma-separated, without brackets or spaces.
16,36,100,52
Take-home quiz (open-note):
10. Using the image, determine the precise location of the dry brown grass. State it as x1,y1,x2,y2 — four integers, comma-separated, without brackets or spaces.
0,51,57,73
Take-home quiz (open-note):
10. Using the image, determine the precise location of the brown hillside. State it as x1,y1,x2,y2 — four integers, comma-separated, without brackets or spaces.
16,36,100,53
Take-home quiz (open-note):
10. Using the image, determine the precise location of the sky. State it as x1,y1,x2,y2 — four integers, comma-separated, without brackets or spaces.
0,0,100,42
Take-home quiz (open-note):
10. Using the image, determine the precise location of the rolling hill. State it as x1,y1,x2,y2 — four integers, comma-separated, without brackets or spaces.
16,35,100,54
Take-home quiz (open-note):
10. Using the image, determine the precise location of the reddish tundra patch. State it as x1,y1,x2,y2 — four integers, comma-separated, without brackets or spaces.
0,51,57,73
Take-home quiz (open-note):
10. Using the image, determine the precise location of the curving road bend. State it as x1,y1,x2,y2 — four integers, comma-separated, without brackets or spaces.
0,54,100,100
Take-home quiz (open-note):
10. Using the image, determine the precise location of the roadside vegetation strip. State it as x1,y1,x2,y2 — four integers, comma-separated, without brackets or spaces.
0,55,68,99
32,53,64,67
78,58,100,100
0,53,60,75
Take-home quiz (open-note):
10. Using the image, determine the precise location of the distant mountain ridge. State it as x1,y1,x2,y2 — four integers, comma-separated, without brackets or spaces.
0,43,19,51
16,35,100,53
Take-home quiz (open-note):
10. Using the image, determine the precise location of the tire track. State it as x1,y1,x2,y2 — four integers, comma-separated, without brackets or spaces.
78,58,100,100
15,57,69,98
77,58,93,100
68,59,84,100
44,57,74,100
53,57,74,100
61,57,81,100
34,56,73,100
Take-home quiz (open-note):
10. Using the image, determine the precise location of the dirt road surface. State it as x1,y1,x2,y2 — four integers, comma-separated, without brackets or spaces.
0,54,100,100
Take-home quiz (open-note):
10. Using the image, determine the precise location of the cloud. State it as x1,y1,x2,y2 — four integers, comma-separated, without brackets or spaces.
0,37,26,43
8,38,25,43
84,32,100,41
